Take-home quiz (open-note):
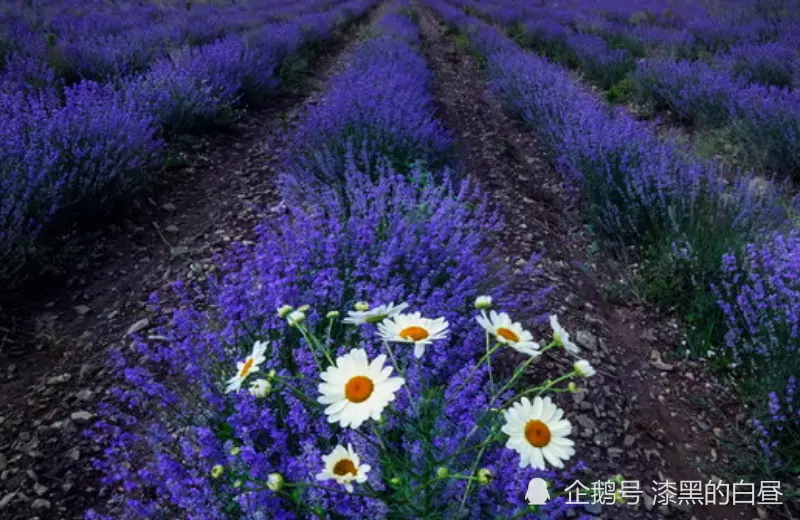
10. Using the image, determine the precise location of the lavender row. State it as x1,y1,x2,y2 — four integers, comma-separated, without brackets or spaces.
0,0,346,85
426,0,800,474
86,6,586,519
0,0,373,286
453,0,800,181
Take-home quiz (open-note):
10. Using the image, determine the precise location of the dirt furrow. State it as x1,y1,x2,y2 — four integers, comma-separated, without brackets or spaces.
416,7,754,520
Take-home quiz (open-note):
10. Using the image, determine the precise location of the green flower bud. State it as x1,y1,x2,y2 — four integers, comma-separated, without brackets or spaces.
326,310,340,319
267,472,284,492
389,477,402,486
354,301,369,311
436,467,449,479
287,310,306,326
230,446,241,456
211,465,224,479
277,305,293,318
477,468,493,485
297,304,311,313
474,295,492,310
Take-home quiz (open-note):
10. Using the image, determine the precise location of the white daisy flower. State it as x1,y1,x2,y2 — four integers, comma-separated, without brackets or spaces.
550,315,579,354
377,312,449,358
248,378,272,398
315,443,371,492
343,301,409,325
476,311,541,357
318,348,404,429
502,396,575,470
475,295,493,310
225,341,268,393
573,359,595,378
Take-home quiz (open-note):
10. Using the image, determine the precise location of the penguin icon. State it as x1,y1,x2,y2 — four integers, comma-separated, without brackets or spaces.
525,478,550,505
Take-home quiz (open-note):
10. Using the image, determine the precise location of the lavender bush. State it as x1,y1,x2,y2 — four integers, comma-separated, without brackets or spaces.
715,231,800,473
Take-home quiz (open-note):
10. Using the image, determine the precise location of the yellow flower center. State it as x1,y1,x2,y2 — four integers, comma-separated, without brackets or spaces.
524,420,551,448
333,458,357,476
496,327,520,343
345,376,374,403
399,326,429,342
239,357,255,377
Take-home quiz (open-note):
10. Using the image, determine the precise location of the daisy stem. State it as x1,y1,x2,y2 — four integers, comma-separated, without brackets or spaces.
458,442,489,513
443,342,504,408
502,371,576,408
296,323,334,367
276,378,321,409
382,340,416,413
486,329,495,397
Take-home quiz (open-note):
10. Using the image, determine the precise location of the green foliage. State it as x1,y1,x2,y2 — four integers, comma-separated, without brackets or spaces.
605,76,634,104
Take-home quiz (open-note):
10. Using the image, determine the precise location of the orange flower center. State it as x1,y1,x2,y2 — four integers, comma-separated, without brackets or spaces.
496,327,520,343
344,376,374,403
238,357,255,377
524,420,551,448
399,326,429,342
333,458,357,476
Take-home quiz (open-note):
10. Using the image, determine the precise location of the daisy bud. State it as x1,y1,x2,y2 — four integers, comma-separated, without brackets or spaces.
474,295,492,310
267,369,277,380
477,468,493,485
267,473,284,492
436,467,449,478
298,304,311,313
287,310,306,326
248,378,272,398
389,477,402,486
233,480,242,488
277,305,293,318
230,446,241,456
354,301,369,311
211,465,224,479
326,310,340,319
573,359,595,378
567,382,578,393
614,490,626,504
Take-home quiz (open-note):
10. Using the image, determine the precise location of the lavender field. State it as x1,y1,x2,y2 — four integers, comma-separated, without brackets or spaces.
0,0,798,518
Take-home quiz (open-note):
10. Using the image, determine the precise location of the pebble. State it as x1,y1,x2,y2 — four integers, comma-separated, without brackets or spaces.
70,411,94,425
575,330,599,350
165,225,180,234
162,203,176,211
126,318,150,337
31,498,51,510
74,305,91,316
0,493,16,509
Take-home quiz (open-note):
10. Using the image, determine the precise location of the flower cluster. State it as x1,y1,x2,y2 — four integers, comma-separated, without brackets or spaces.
86,6,591,518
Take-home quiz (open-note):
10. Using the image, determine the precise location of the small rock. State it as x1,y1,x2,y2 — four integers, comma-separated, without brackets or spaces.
126,318,150,337
657,504,670,516
46,374,71,385
66,447,80,461
162,203,176,212
74,305,91,316
643,493,655,512
75,389,93,401
576,330,599,350
70,411,94,425
165,225,179,234
649,350,673,371
0,492,16,509
0,453,6,470
576,414,597,431
31,498,51,510
33,483,47,496
623,435,636,447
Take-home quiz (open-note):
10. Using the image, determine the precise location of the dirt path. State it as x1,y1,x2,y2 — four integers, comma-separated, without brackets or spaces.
0,17,378,518
417,7,757,520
